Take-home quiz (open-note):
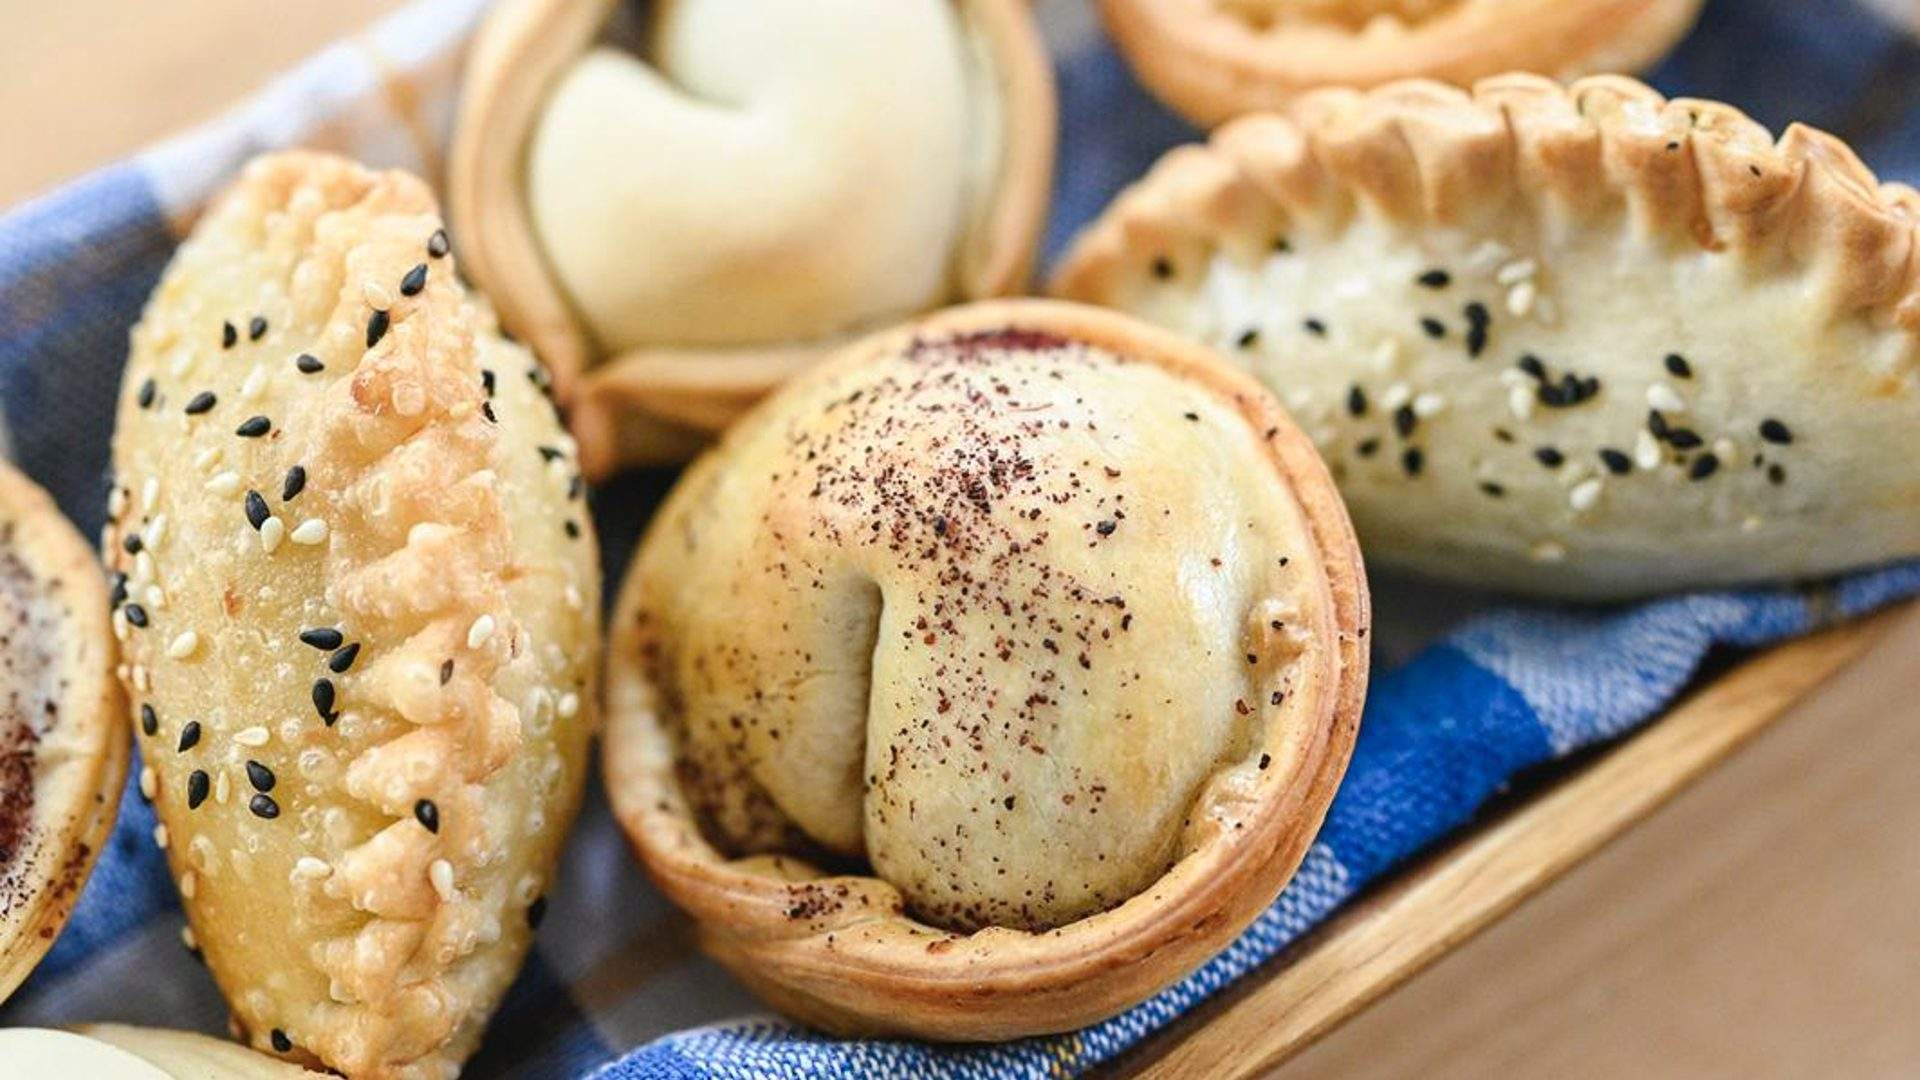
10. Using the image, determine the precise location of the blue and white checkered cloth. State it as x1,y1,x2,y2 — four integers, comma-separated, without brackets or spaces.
3,1,1918,1076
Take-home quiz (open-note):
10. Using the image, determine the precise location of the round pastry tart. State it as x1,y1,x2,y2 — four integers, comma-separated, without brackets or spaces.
1099,0,1704,126
449,0,1056,476
105,152,601,1076
1052,75,1920,598
604,299,1369,1038
0,461,125,1004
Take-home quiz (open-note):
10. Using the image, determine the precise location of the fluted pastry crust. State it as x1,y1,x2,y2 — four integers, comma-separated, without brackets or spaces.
1052,75,1920,597
0,463,125,1004
105,152,600,1078
449,0,1056,477
605,299,1367,1038
1101,0,1704,126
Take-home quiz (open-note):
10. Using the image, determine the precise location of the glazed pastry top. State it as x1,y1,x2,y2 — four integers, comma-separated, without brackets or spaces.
632,324,1337,932
527,0,987,352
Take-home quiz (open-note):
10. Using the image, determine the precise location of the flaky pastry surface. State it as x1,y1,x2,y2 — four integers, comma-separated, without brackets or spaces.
1053,75,1920,597
106,152,600,1078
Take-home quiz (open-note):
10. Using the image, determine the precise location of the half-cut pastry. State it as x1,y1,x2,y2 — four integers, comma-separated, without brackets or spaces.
0,462,125,1004
10,1026,329,1078
604,299,1368,1038
105,152,600,1077
1100,0,1704,126
1055,76,1920,598
449,0,1056,476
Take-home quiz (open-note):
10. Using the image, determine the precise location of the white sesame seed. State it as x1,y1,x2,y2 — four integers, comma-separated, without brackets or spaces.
147,514,169,550
1465,240,1513,272
362,280,394,309
153,823,170,850
429,859,456,902
1507,384,1535,421
168,352,193,378
1713,436,1738,460
107,487,128,518
132,665,151,693
467,615,497,650
179,871,198,899
564,584,584,611
1380,382,1412,411
292,856,333,882
166,630,200,659
290,519,329,545
1634,430,1663,470
1647,382,1686,413
112,612,130,643
207,471,241,496
1530,540,1568,563
181,926,198,950
139,766,157,800
234,726,270,747
1569,479,1604,512
215,770,231,805
134,551,155,584
193,447,221,471
557,692,581,720
1411,392,1446,418
141,477,161,512
144,585,166,610
1496,258,1538,286
260,516,286,553
240,365,267,402
1368,338,1403,374
1506,281,1537,317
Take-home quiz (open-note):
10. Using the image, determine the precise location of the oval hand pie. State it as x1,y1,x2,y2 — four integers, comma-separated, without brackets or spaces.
0,462,124,1004
105,152,600,1077
450,0,1055,475
1053,75,1920,598
605,299,1368,1039
1100,0,1704,126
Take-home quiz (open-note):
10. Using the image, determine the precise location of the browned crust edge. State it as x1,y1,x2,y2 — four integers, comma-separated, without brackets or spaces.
0,462,127,1005
602,299,1369,1040
1098,0,1705,127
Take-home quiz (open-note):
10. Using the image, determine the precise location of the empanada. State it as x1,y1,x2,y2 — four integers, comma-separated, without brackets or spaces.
604,300,1368,1039
104,152,600,1077
1052,76,1920,598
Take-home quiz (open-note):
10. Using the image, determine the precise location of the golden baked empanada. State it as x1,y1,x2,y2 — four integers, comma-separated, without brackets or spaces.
104,152,600,1077
605,300,1367,1039
1100,0,1704,126
0,462,124,1003
1053,76,1920,598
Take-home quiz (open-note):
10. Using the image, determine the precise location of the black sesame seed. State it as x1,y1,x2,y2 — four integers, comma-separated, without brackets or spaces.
1236,328,1259,348
400,263,428,297
528,895,548,929
1095,519,1118,537
1150,256,1173,279
186,770,209,809
177,720,201,752
1647,410,1672,440
236,415,271,438
1537,381,1569,408
1402,447,1425,476
1479,481,1507,498
1768,463,1787,485
221,321,238,349
536,445,564,462
1758,418,1793,445
567,475,584,501
1494,427,1515,444
440,659,455,685
124,603,149,628
1347,385,1367,417
564,520,581,539
1273,236,1291,252
137,378,157,408
282,465,306,502
270,1030,292,1054
329,643,361,673
1393,404,1417,438
427,228,450,258
295,353,324,374
184,391,217,415
110,572,129,609
414,799,440,833
298,627,344,651
246,760,276,792
1689,453,1720,480
1419,317,1446,339
1183,412,1199,422
1666,428,1703,450
1463,302,1490,358
1598,448,1633,475
140,703,158,736
1356,438,1381,458
1417,269,1451,289
122,532,143,555
244,490,270,530
248,316,268,341
481,369,496,397
481,401,498,424
312,679,337,724
366,309,390,349
1517,355,1546,381
1302,318,1327,337
1534,446,1565,468
249,793,280,819
1664,353,1693,379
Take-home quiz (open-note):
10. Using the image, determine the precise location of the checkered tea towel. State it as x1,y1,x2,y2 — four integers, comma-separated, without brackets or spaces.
2,1,1918,1077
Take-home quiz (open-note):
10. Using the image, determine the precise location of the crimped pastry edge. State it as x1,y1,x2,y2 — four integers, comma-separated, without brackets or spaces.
0,462,126,1006
1051,73,1920,335
602,299,1369,1040
1098,0,1705,126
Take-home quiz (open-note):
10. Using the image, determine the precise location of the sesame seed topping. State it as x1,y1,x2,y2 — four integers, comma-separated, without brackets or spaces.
1768,463,1787,485
1416,269,1451,288
400,263,428,296
427,228,450,258
259,516,286,553
206,471,240,496
236,415,271,438
166,631,199,659
248,316,268,341
153,823,169,849
429,859,456,901
312,679,338,725
415,799,440,833
124,603,149,628
122,532,143,554
1666,428,1703,450
221,321,238,349
1647,382,1686,413
1401,447,1425,476
137,378,157,408
440,659,455,685
1534,447,1565,468
184,391,217,415
1478,481,1506,498
1462,302,1490,358
558,692,581,720
1517,355,1546,381
1689,453,1720,480
481,369,496,397
467,614,497,649
299,627,344,651
329,643,360,673
244,490,270,530
1149,256,1173,279
249,793,280,819
1419,316,1445,339
282,465,306,501
1758,418,1793,445
271,1030,292,1054
139,766,156,801
1302,317,1327,337
140,704,158,736
290,519,328,545
1569,478,1603,512
1356,438,1380,458
187,770,209,809
295,353,324,374
246,760,276,792
292,857,332,880
1598,448,1633,475
177,720,201,752
234,726,270,747
1664,353,1693,378
367,309,391,349
1346,385,1367,416
1392,404,1417,438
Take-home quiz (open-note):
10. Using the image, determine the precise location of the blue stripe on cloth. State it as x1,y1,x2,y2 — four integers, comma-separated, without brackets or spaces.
0,162,171,533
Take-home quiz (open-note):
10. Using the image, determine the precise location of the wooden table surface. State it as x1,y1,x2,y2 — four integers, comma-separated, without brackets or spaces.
4,3,1918,1076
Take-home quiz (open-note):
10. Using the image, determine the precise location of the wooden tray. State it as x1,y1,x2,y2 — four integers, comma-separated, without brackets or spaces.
1105,602,1916,1078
